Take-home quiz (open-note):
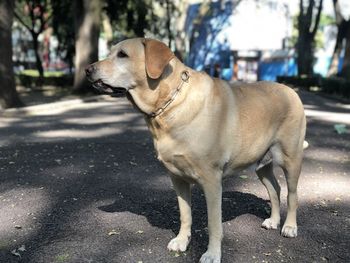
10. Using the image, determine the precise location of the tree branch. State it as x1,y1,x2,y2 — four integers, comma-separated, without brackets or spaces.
14,10,33,33
298,0,304,32
39,8,46,34
311,0,323,37
27,0,36,33
333,0,343,24
305,0,314,34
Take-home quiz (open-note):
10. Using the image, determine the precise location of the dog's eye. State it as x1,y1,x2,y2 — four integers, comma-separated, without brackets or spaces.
117,50,128,58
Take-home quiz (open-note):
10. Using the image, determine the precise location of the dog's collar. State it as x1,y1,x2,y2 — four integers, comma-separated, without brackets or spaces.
150,70,190,118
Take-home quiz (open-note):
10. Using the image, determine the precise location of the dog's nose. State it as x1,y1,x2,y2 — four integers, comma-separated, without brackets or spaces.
85,64,95,77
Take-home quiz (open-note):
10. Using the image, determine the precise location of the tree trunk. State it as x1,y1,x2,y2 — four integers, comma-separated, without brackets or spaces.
296,0,323,77
340,25,350,79
327,0,347,76
73,0,100,94
32,33,44,84
297,36,314,76
0,0,23,109
327,25,344,76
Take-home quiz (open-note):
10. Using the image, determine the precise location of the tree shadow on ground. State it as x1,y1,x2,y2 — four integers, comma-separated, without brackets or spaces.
98,180,269,260
99,188,269,235
300,90,350,114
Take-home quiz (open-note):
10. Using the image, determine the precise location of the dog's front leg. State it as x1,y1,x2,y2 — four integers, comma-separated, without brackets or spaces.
199,176,223,263
167,175,192,252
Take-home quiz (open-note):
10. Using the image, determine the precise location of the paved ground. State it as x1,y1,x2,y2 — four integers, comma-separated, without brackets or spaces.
0,90,349,263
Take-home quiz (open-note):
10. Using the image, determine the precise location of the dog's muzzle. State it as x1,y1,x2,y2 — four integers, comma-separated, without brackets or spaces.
85,64,128,96
91,80,127,96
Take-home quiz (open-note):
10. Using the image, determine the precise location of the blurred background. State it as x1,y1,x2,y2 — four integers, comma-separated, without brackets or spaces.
1,0,350,109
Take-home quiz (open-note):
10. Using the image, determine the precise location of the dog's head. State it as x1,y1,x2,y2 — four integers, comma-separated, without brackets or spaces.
85,38,175,96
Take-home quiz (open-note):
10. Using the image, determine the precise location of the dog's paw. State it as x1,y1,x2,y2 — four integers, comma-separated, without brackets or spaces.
167,236,190,252
281,225,297,238
199,251,221,263
261,218,280,230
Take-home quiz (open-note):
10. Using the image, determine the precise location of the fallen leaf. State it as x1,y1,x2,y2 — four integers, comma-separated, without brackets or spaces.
14,225,22,229
334,124,347,134
129,161,138,166
11,249,21,258
17,245,26,252
108,230,120,236
320,200,327,206
170,251,181,257
239,175,248,179
136,230,144,234
263,252,272,256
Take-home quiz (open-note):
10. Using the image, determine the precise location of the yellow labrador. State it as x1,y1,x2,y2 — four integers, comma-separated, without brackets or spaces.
86,38,306,263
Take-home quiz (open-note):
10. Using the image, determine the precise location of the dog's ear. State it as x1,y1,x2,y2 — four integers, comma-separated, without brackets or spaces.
143,39,174,79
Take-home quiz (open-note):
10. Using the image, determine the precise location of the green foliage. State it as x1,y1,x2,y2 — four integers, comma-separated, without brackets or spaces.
104,0,152,38
14,0,52,34
54,253,70,263
20,70,65,77
16,71,73,88
14,0,53,79
315,14,336,50
292,13,334,51
319,14,336,28
150,0,177,43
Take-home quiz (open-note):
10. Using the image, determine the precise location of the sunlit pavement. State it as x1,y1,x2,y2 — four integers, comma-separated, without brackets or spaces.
0,91,349,263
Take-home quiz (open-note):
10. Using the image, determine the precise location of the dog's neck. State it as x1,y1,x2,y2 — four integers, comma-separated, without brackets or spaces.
127,58,190,121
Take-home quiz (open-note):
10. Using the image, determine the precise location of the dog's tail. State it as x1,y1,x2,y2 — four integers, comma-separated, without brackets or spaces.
303,140,309,149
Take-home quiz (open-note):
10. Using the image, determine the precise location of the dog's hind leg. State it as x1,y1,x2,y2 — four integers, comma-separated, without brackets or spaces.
167,176,192,252
281,154,302,238
256,161,281,230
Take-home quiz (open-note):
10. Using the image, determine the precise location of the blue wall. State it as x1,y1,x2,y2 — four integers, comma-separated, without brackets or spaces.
185,2,234,70
258,59,297,81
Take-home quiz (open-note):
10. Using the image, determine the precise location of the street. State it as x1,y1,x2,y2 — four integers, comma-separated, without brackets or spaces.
0,91,349,263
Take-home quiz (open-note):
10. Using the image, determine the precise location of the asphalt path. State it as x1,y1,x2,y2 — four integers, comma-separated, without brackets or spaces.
0,90,349,263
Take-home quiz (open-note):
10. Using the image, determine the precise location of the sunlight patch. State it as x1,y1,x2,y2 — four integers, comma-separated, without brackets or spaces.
34,127,123,139
305,109,350,124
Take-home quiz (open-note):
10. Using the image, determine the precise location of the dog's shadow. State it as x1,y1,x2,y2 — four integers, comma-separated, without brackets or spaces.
98,187,269,234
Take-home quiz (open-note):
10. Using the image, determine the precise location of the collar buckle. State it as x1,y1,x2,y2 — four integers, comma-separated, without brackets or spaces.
181,71,190,82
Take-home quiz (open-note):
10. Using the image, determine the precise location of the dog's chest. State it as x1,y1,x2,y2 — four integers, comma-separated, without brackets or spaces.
153,136,200,182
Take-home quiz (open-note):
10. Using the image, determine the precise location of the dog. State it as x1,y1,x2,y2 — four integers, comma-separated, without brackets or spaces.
86,38,306,263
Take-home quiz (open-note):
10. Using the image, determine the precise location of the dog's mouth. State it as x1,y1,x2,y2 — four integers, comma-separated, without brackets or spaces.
92,79,127,96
